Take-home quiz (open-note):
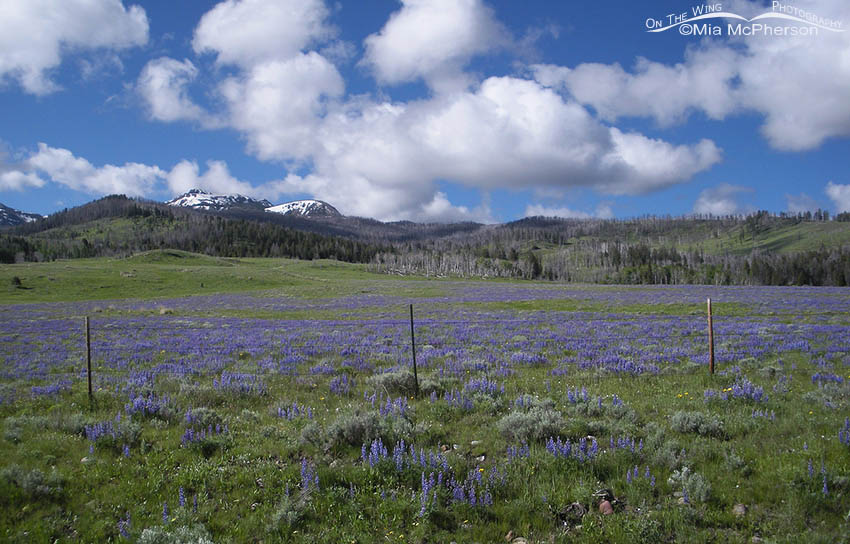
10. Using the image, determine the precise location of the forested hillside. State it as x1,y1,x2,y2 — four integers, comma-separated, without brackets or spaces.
371,212,850,286
3,195,850,285
0,196,383,264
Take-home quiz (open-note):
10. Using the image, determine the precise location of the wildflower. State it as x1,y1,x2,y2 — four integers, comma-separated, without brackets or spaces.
117,512,131,539
179,487,185,508
677,394,683,398
162,502,168,524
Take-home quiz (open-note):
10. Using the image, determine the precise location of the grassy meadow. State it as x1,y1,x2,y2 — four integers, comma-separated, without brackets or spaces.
1,252,849,543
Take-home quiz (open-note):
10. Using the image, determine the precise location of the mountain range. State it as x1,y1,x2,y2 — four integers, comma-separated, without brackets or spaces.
165,189,341,218
1,190,343,227
2,192,849,286
0,202,42,227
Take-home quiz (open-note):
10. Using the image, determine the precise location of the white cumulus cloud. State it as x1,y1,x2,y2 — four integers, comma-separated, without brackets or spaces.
0,171,45,191
532,45,740,126
825,182,850,212
786,192,821,214
362,0,509,93
24,143,165,196
219,52,345,161
533,0,850,151
193,0,335,67
137,58,212,125
0,0,148,95
524,203,612,220
693,183,753,216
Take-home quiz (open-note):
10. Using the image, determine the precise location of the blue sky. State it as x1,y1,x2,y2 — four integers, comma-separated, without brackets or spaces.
1,0,849,222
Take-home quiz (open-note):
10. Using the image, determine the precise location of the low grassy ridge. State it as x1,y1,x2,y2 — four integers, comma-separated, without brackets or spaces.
1,255,849,542
0,251,383,304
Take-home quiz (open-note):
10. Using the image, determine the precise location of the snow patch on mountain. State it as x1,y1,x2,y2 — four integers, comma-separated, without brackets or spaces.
265,200,341,218
166,189,272,211
0,203,43,226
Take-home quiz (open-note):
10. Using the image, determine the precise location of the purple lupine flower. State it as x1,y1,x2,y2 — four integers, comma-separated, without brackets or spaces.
193,494,198,514
300,459,319,491
162,502,168,524
329,374,354,395
122,444,130,458
179,487,185,508
393,440,405,471
419,472,431,517
117,513,131,538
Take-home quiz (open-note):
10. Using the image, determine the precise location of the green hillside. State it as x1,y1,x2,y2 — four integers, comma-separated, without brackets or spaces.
4,195,850,286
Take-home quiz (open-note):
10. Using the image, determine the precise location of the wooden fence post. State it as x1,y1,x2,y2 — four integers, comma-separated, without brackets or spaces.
707,298,715,375
409,304,420,397
85,316,93,405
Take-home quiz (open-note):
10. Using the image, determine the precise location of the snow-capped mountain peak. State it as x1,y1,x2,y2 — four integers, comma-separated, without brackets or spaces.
265,199,341,218
0,202,43,227
166,189,272,211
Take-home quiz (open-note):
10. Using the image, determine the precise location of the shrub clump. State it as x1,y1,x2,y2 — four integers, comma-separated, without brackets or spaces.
498,406,563,443
668,466,711,503
184,407,223,428
1,464,66,499
567,395,638,424
671,410,725,438
420,374,457,396
84,417,142,450
137,525,215,544
644,422,687,469
324,409,414,449
269,489,312,532
368,370,418,395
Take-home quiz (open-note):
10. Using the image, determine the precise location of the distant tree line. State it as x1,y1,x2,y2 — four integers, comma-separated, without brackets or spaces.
370,212,850,286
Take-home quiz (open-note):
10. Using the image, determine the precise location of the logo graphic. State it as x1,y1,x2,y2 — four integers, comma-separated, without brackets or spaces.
646,2,844,37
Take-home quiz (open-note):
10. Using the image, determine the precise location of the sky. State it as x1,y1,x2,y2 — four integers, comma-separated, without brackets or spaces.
1,0,850,223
